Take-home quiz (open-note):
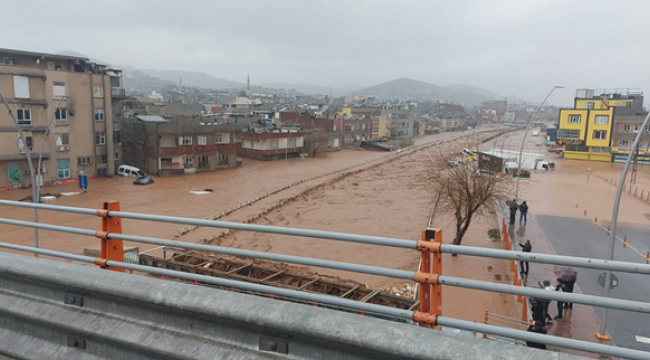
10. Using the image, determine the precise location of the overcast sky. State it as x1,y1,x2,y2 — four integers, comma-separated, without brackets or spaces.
3,0,650,105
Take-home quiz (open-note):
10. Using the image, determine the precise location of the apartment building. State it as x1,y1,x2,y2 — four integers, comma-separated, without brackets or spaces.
557,88,647,162
333,106,373,148
239,121,304,161
381,106,414,138
122,116,242,176
0,48,120,189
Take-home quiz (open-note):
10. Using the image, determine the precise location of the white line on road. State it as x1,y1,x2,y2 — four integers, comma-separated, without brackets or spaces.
636,335,650,344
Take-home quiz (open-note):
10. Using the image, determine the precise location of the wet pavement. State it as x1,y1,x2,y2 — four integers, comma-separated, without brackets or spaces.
535,215,650,353
506,213,609,359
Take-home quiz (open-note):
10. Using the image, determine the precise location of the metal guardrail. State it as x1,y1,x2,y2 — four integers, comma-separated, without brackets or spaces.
0,251,574,360
0,199,649,359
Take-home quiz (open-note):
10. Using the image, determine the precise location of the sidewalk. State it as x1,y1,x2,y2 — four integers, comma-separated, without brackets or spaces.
506,213,612,359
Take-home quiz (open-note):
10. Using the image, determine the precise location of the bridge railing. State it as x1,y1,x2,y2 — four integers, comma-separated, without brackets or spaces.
0,199,649,360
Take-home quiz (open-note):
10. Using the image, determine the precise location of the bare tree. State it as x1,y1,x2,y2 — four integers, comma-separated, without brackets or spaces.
427,144,512,250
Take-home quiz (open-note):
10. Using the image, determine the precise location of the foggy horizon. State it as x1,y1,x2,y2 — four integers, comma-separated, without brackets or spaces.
3,0,650,105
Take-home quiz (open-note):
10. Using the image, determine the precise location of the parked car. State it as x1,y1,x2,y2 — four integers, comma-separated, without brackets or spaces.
447,159,465,167
476,169,499,178
117,165,145,177
133,175,154,185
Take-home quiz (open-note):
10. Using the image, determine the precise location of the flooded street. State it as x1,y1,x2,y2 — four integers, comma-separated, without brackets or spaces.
0,129,518,323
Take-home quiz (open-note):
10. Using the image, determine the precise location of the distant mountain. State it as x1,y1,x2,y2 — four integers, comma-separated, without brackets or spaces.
139,69,244,90
122,69,176,90
262,83,361,97
354,78,502,106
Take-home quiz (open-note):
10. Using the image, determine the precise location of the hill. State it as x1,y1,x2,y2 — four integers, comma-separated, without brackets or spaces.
354,78,501,106
139,69,245,90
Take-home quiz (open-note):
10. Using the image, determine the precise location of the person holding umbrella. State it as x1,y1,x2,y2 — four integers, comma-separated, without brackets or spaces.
554,266,578,310
506,199,518,225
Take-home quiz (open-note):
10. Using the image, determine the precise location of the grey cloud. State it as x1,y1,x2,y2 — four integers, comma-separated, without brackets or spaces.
2,0,649,105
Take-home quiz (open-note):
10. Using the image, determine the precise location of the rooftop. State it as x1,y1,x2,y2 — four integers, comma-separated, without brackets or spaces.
0,48,88,61
136,115,168,123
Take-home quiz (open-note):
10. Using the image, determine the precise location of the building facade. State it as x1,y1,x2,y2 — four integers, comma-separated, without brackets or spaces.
122,116,241,176
381,106,414,138
333,106,373,148
0,48,119,189
557,88,647,162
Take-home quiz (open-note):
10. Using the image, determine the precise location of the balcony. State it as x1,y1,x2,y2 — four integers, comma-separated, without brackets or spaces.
111,87,126,99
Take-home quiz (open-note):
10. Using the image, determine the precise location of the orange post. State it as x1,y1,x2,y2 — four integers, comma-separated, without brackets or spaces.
522,299,528,322
97,201,125,273
622,237,628,247
416,228,442,329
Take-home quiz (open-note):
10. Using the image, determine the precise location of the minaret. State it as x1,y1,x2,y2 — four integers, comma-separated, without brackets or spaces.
246,73,251,98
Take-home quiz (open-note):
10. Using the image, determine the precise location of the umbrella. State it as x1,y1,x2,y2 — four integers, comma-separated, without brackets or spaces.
554,266,577,282
506,199,518,208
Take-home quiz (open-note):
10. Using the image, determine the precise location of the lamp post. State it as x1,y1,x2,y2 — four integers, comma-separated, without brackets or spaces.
514,85,564,199
597,110,650,341
0,89,40,254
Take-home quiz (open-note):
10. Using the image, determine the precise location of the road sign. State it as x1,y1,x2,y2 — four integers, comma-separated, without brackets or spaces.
598,272,619,289
78,174,88,191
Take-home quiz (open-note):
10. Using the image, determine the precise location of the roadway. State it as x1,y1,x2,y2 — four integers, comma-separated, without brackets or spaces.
535,215,650,352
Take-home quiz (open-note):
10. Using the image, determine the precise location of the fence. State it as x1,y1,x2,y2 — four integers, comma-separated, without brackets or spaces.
592,216,650,263
0,199,649,359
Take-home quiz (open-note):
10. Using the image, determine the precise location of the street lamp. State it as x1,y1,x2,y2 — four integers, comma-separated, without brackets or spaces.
0,89,40,254
514,85,564,199
597,110,650,341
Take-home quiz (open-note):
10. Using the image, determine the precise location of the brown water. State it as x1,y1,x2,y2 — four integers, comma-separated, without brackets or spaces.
0,129,518,323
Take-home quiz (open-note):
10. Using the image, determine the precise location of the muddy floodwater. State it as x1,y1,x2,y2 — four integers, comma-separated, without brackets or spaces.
0,129,519,323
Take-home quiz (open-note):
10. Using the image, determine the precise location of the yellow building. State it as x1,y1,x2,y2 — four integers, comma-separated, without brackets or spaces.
371,115,390,140
557,89,645,162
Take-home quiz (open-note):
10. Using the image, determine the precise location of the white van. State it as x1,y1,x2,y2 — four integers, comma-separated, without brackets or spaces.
117,165,145,177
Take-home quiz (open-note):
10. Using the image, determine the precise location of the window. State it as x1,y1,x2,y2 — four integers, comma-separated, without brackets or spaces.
114,152,120,161
97,154,107,163
333,124,337,131
17,108,31,126
3,57,15,65
13,76,30,99
183,156,194,168
218,153,229,165
584,102,594,109
591,147,610,153
198,136,207,145
621,124,631,132
55,108,67,122
633,124,640,133
53,82,66,99
288,138,297,148
77,157,92,165
55,133,69,151
270,139,279,149
57,159,70,179
593,130,607,140
594,115,609,125
568,115,581,124
113,131,122,143
18,135,33,153
94,109,105,121
198,155,210,168
93,85,104,98
618,140,630,147
214,134,223,143
182,136,192,145
95,132,106,145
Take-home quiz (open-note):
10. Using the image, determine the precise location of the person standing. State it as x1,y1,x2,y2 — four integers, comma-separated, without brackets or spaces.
519,201,529,224
554,279,567,321
509,200,518,225
539,280,556,324
586,168,592,181
562,274,577,310
530,298,546,325
526,321,548,350
519,239,532,276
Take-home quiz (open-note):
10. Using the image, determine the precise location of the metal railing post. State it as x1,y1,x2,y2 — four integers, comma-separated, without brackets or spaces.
97,201,125,272
415,228,442,329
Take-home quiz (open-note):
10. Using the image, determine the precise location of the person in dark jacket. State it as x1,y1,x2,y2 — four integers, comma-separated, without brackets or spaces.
554,279,566,320
519,201,529,223
526,321,547,349
539,280,556,324
509,200,518,225
530,298,546,324
562,275,577,309
519,239,532,275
